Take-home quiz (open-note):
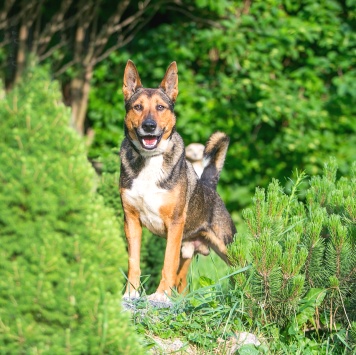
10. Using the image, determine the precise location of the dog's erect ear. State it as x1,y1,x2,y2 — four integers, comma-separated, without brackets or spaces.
123,60,142,102
159,62,178,103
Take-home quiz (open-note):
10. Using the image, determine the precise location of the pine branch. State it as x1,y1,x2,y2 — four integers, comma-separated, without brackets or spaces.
284,169,307,226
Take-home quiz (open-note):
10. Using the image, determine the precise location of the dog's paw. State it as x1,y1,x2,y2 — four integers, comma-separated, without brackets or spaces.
148,292,171,303
122,290,140,301
148,292,173,309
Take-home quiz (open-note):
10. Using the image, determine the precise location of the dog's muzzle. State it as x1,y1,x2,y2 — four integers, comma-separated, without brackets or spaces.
135,120,163,150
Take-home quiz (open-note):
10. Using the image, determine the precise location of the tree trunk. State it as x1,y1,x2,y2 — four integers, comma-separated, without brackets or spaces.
70,65,93,135
14,23,28,85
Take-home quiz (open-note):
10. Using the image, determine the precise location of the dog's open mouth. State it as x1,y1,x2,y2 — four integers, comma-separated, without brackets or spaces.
138,134,162,150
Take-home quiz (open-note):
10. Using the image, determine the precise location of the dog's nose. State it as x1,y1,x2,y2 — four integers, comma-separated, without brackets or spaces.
142,118,157,133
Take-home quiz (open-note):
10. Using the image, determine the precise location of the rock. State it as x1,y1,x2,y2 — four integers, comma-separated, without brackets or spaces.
122,296,173,312
149,336,185,354
149,335,196,354
148,299,173,309
217,332,261,354
185,143,205,177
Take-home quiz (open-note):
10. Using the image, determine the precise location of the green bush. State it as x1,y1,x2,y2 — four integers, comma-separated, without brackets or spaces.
0,67,144,354
228,159,355,347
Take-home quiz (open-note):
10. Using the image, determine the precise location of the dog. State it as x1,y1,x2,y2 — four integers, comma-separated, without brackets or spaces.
120,60,236,302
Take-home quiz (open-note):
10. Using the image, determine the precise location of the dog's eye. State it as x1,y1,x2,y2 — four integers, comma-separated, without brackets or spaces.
156,105,165,111
133,104,143,111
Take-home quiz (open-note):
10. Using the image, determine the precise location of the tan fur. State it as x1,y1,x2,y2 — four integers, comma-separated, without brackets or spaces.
123,60,142,101
175,257,192,293
203,131,229,173
124,93,176,142
159,62,179,102
121,193,142,296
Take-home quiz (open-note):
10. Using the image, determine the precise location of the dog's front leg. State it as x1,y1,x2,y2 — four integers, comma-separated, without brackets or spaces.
149,220,184,302
122,205,142,300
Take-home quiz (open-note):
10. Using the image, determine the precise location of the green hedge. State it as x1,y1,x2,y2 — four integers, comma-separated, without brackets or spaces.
0,67,143,354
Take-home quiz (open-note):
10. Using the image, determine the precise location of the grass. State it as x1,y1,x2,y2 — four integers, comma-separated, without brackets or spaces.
124,255,354,354
188,252,230,292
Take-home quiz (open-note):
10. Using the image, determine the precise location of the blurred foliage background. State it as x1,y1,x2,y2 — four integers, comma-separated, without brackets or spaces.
2,0,355,217
88,0,356,219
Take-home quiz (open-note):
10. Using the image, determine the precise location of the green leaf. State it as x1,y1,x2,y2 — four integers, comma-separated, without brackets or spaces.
295,288,327,327
199,276,215,287
238,344,260,355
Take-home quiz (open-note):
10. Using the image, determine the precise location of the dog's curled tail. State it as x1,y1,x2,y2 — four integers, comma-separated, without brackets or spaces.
200,132,230,190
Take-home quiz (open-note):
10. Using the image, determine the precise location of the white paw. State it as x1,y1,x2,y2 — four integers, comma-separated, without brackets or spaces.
148,292,171,303
123,290,140,300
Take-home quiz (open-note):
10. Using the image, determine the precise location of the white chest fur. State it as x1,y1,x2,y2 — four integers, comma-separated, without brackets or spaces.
123,155,167,237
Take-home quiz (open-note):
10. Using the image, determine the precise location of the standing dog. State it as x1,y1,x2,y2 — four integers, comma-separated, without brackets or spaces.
120,60,236,301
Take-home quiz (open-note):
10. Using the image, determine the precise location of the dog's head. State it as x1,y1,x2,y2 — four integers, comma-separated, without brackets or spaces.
122,60,178,155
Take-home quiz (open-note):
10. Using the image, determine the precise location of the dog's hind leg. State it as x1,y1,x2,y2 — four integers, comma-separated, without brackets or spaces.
175,256,193,294
201,230,232,265
210,242,231,265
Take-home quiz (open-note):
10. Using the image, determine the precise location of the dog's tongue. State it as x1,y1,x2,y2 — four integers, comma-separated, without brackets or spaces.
142,136,158,148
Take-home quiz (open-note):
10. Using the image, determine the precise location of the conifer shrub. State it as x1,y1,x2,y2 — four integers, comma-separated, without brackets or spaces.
228,159,356,342
0,68,144,354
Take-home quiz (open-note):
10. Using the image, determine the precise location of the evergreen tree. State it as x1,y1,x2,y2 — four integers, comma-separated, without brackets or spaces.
0,67,144,354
